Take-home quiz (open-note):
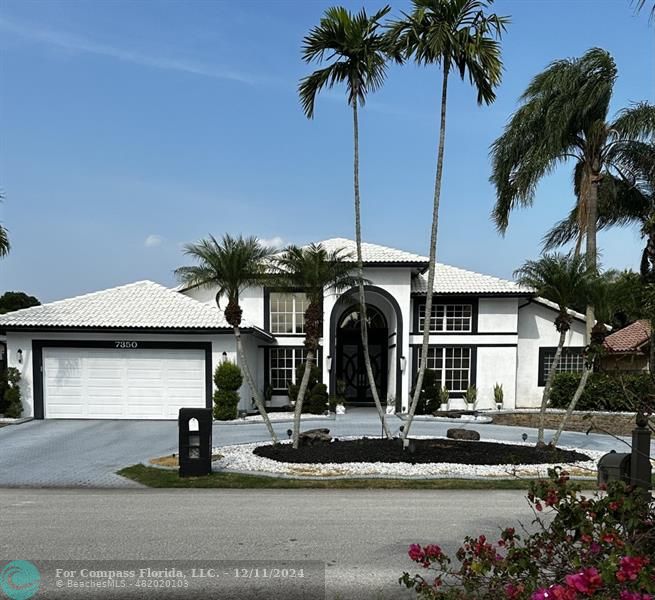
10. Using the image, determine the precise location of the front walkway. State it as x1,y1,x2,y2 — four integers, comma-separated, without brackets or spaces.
0,408,646,488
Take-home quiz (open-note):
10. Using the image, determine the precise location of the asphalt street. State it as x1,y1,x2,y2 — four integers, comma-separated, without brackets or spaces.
0,488,541,599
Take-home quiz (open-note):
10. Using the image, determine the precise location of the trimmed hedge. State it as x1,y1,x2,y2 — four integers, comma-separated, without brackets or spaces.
549,372,654,412
213,362,243,420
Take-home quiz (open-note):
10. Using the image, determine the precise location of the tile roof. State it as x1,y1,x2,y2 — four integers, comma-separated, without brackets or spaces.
412,264,531,295
603,320,651,353
0,280,250,330
312,238,429,264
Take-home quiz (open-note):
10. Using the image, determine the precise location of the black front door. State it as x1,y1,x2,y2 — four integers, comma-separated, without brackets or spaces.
337,328,387,404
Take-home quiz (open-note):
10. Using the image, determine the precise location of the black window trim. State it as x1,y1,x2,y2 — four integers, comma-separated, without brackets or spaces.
537,346,586,387
412,296,479,335
263,287,310,337
265,345,323,395
410,344,477,398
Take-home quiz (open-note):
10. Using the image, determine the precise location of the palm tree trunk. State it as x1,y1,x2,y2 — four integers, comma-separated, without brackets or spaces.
403,67,449,442
292,349,315,449
537,328,567,445
353,97,391,439
584,171,600,342
550,362,592,447
233,326,278,443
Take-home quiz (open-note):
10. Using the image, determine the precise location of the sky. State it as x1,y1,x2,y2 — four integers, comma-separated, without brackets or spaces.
0,0,653,303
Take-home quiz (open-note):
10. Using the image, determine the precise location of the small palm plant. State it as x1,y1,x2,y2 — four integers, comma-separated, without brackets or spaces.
514,253,597,446
299,5,397,438
438,386,450,411
493,382,504,410
175,234,278,443
464,385,477,410
272,243,359,448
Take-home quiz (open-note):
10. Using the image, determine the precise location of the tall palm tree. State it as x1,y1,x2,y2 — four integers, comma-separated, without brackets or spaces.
387,0,508,441
514,253,596,446
491,47,655,340
273,244,360,448
0,197,9,258
175,234,278,443
299,5,396,435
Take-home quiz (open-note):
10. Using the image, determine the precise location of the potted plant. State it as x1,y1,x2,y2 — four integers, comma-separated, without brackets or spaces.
438,386,449,412
335,379,346,415
493,382,504,410
464,385,477,411
386,393,396,415
264,383,273,407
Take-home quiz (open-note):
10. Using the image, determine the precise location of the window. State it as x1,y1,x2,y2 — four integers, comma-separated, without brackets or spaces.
538,347,585,386
418,303,473,332
269,293,309,334
269,347,319,391
416,347,472,394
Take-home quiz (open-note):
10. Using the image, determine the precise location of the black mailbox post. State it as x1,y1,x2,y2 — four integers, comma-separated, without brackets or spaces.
178,408,212,477
597,450,631,487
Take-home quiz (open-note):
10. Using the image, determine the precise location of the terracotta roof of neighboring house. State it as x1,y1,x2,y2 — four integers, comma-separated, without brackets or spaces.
311,238,430,264
0,281,269,337
412,265,532,295
603,320,651,353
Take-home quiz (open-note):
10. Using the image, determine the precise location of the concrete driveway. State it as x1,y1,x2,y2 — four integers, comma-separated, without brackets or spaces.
0,410,644,488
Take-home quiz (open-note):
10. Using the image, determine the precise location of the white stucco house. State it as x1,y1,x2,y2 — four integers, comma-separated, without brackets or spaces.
0,238,588,420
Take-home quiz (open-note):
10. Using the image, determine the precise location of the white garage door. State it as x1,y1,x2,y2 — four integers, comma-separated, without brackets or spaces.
43,347,206,419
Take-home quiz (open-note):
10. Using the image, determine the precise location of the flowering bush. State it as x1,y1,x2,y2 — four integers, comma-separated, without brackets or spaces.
400,469,654,599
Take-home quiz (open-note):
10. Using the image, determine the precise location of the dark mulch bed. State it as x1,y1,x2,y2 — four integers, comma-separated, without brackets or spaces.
254,438,591,466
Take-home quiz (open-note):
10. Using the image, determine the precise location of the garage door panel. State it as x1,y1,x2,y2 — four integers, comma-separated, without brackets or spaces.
43,347,207,419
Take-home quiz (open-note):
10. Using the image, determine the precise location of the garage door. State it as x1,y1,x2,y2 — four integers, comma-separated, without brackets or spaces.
43,347,207,419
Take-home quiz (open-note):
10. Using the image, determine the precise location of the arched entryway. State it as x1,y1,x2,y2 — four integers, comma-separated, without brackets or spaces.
336,305,388,404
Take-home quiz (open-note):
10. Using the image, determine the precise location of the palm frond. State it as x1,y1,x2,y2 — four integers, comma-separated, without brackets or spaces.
0,224,9,257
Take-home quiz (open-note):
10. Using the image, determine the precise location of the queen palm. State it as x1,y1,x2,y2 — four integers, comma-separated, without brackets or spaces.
273,244,360,448
299,5,396,434
514,253,596,446
175,234,278,443
387,0,508,441
0,225,8,258
491,47,655,340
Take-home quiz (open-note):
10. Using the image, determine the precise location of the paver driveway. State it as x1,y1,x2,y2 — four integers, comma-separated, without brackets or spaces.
0,410,643,488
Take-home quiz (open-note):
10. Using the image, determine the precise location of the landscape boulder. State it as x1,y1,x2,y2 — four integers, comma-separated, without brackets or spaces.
446,428,480,441
299,428,331,446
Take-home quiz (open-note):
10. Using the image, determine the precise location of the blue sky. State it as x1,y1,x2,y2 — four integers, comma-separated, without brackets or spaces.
0,0,653,302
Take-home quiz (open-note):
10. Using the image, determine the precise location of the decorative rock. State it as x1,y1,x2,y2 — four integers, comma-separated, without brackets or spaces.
446,428,480,441
299,428,332,446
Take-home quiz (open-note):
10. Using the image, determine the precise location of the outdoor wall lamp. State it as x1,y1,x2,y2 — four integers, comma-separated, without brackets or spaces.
327,355,332,371
222,351,228,363
16,349,23,364
400,356,406,373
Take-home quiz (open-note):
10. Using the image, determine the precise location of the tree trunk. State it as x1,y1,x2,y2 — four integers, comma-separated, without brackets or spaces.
537,327,567,446
292,349,315,449
550,363,592,447
352,97,391,438
233,326,278,443
403,67,449,442
584,170,600,342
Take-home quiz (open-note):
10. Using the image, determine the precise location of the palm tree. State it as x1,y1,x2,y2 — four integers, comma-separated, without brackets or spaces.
514,253,596,446
273,244,360,448
491,47,655,341
0,197,9,258
175,234,278,443
387,0,508,441
299,5,396,435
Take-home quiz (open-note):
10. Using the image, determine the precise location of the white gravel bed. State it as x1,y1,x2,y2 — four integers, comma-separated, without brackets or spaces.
219,412,333,424
396,414,493,424
212,436,603,480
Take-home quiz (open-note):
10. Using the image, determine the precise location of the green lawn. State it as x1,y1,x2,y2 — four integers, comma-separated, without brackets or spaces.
119,464,545,490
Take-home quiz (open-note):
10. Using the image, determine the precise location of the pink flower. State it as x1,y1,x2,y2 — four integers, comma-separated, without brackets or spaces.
616,556,649,583
531,584,577,600
565,567,602,595
423,544,442,560
408,544,424,562
619,593,652,600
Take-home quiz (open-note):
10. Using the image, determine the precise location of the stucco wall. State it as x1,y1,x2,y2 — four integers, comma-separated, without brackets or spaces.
4,331,237,418
476,346,517,409
478,298,518,332
516,301,587,408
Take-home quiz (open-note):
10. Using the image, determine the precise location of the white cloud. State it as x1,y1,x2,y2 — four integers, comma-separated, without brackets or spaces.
144,234,163,248
259,236,286,249
0,17,256,85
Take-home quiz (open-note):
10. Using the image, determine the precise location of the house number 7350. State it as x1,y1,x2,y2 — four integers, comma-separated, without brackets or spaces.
115,341,138,349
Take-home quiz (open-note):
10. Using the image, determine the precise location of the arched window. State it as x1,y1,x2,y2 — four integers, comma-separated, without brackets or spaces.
339,305,386,329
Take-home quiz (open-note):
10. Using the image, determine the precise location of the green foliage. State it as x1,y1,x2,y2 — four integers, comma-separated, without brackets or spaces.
0,291,40,314
288,362,324,414
549,372,654,412
401,469,655,598
328,395,345,411
493,383,504,405
214,361,243,391
306,383,329,414
464,385,477,405
3,367,22,418
212,362,243,420
438,386,449,406
411,370,441,415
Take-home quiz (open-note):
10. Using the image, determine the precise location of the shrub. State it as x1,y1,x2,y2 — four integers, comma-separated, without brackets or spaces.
411,370,441,415
550,372,654,412
213,362,243,420
3,368,22,418
494,383,504,406
401,469,655,599
306,383,328,414
288,362,323,413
